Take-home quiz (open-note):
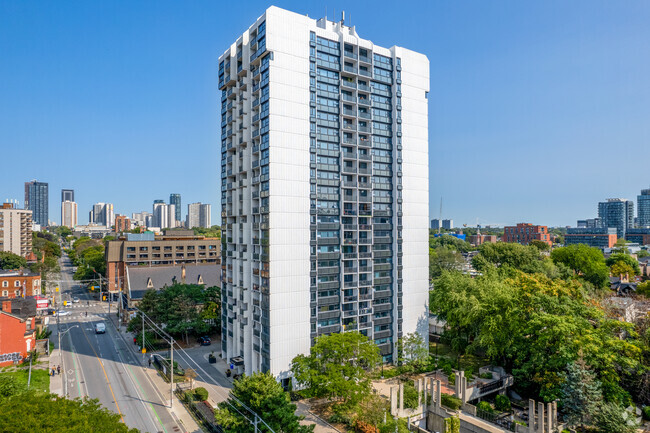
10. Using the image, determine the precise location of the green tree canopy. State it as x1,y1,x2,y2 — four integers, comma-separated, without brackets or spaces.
561,358,603,428
429,246,463,279
128,283,221,341
291,331,381,406
0,251,27,270
550,244,610,289
214,372,313,433
471,242,552,276
429,234,472,253
430,270,643,402
606,253,640,276
0,392,140,433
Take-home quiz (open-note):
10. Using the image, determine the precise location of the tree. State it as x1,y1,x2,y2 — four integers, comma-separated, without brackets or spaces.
430,246,463,279
429,234,472,253
610,262,635,279
398,332,429,371
551,244,610,289
606,253,640,276
430,270,643,402
593,403,639,433
560,358,603,428
637,281,650,298
471,242,546,275
291,331,380,406
214,372,313,433
0,392,140,433
0,252,27,270
529,240,550,251
184,368,198,390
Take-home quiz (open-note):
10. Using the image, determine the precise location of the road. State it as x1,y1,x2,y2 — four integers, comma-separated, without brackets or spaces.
53,255,185,433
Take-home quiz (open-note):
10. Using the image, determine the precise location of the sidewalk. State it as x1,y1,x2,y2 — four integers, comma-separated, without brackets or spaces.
48,349,63,396
105,311,203,433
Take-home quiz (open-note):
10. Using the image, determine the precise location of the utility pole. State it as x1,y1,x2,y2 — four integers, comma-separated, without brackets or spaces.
254,415,259,433
142,312,145,363
170,337,174,409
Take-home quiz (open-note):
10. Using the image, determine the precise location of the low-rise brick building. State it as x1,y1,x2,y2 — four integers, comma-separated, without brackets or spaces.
105,230,220,293
0,270,41,298
0,297,37,366
502,223,552,246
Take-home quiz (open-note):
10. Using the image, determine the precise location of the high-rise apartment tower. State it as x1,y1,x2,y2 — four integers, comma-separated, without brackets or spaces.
219,7,429,381
598,198,634,238
24,181,48,226
170,193,182,224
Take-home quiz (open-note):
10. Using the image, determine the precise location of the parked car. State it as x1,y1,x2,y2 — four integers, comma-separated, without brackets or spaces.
198,336,211,346
72,297,80,303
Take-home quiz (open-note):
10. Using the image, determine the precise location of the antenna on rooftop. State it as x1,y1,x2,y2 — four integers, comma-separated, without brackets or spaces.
439,197,443,235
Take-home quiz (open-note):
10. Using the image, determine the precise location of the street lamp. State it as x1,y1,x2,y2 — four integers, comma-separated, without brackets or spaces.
58,325,79,396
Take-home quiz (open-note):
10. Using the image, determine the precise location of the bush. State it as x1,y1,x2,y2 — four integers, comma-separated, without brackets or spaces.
495,394,511,412
643,406,650,420
402,381,419,409
479,372,493,379
329,411,352,426
477,401,493,414
440,393,462,410
194,387,209,401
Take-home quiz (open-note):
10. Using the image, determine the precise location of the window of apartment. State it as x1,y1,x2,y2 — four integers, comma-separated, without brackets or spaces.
187,245,195,251
14,281,20,287
176,246,184,250
1,281,7,288
176,253,184,258
140,247,148,252
164,253,172,258
2,290,7,297
126,247,135,252
199,245,206,250
152,246,160,251
164,246,172,251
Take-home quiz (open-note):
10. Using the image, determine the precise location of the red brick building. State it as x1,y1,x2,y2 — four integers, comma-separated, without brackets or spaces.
0,297,36,366
114,215,131,233
502,223,552,246
0,270,41,298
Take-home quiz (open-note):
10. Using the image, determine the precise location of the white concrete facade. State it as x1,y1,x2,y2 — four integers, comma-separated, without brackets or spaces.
219,6,429,380
61,200,78,228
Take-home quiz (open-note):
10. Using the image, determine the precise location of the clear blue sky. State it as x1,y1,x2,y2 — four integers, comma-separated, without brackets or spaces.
1,1,649,227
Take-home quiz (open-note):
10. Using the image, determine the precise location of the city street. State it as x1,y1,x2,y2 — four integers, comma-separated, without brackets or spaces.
51,255,187,433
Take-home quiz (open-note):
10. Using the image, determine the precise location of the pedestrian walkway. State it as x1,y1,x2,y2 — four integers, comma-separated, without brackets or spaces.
48,348,63,396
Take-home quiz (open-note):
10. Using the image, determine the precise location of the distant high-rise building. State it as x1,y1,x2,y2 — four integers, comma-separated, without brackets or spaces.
114,215,131,232
152,203,176,229
0,203,33,257
24,181,48,226
131,211,152,228
577,219,602,229
598,198,634,238
61,189,74,203
89,203,115,227
637,189,650,228
169,194,182,224
430,219,452,230
61,201,78,228
219,7,429,378
442,219,453,230
186,202,212,228
200,204,211,228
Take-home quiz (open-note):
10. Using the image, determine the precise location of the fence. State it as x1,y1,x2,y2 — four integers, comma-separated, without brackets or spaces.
476,408,517,432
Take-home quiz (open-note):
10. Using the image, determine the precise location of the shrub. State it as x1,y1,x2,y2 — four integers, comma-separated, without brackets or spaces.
402,381,419,409
644,406,650,420
329,411,352,426
440,393,462,410
479,372,493,380
442,364,453,377
495,395,511,412
355,420,379,433
477,401,493,414
194,387,209,401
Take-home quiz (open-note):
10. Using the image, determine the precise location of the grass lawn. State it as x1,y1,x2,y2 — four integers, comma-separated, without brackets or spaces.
0,368,50,393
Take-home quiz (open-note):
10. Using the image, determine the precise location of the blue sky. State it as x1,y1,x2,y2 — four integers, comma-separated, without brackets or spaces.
1,1,649,227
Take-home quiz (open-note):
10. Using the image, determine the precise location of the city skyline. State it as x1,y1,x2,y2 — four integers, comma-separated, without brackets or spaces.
2,1,650,226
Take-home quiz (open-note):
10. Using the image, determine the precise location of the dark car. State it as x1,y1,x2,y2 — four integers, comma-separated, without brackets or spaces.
198,336,211,346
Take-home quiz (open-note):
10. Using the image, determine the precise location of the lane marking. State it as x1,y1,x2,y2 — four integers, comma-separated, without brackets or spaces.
79,322,125,423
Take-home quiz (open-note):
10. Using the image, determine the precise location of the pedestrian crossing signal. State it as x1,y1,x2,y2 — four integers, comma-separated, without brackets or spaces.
141,348,146,354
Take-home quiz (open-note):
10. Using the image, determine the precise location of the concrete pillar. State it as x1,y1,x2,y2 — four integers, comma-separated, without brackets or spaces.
552,401,557,430
537,401,545,433
455,372,461,398
461,375,467,403
418,378,424,407
428,377,436,410
390,386,398,416
399,382,404,413
546,402,552,433
436,380,441,408
528,399,535,433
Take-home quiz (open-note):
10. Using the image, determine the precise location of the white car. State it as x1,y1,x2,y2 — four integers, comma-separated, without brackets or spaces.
57,310,70,316
72,297,80,303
